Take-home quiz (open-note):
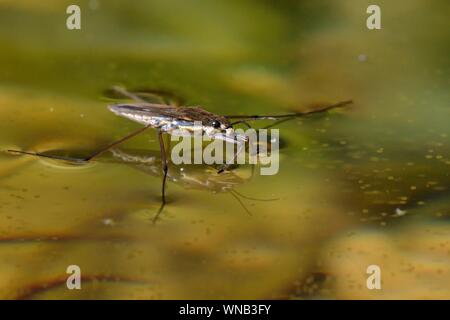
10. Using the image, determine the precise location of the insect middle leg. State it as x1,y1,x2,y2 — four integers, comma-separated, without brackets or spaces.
152,128,169,223
157,128,169,204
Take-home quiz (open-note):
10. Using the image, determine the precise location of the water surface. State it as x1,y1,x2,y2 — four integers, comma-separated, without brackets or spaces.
0,0,448,299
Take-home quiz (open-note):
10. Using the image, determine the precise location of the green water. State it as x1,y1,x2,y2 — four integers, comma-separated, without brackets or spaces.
0,0,449,299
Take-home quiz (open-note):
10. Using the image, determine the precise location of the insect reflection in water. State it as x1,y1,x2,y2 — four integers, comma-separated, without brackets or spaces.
109,148,277,222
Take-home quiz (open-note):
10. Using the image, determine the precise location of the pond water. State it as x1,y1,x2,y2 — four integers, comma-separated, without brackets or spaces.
0,0,448,299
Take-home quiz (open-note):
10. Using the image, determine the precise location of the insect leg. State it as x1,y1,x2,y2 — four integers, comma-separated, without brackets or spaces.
230,120,253,128
158,129,168,203
7,125,152,163
224,100,353,121
84,125,153,161
261,117,295,130
5,150,86,163
152,128,168,223
152,202,166,224
164,134,172,158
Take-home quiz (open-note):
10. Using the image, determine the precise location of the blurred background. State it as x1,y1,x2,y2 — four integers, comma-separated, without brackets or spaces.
0,0,449,299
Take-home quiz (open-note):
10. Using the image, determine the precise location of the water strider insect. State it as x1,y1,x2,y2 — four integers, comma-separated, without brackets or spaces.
8,86,352,220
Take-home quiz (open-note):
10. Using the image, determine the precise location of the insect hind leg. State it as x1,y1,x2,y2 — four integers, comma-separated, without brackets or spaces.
6,149,87,163
7,125,153,164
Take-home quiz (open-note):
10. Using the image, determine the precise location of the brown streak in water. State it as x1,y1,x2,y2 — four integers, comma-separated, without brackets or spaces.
15,274,148,300
0,233,135,243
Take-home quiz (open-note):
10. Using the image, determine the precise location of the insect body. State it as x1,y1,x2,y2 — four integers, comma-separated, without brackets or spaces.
108,103,246,145
109,104,230,131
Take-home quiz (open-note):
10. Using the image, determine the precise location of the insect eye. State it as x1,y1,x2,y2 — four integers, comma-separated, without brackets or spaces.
211,120,221,129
